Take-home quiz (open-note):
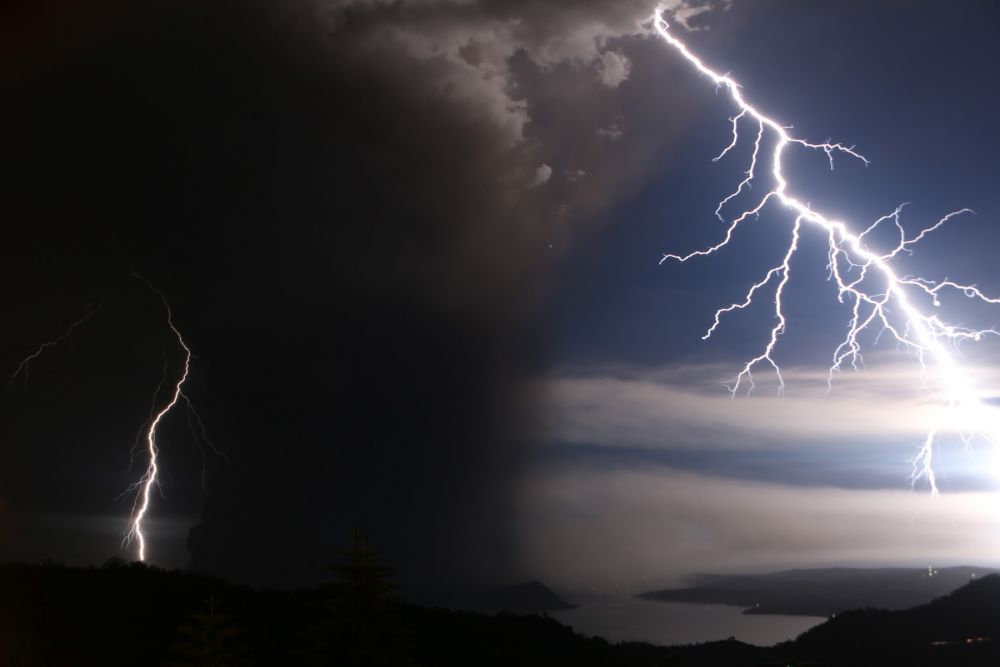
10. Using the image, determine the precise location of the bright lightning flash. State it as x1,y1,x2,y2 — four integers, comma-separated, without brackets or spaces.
8,271,216,563
654,12,1000,493
124,274,193,562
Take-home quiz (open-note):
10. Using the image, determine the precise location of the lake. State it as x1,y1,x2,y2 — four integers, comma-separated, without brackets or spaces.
551,597,825,646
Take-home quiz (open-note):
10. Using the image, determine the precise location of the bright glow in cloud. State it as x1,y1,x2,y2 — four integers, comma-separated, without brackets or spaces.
597,50,632,87
537,363,1000,452
529,163,553,187
518,467,1000,591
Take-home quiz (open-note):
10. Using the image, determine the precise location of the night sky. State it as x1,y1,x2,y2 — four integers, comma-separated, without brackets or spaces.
5,0,1000,595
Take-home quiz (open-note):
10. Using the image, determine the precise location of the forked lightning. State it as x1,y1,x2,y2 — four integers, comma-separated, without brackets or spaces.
123,273,194,561
11,271,213,562
654,10,1000,492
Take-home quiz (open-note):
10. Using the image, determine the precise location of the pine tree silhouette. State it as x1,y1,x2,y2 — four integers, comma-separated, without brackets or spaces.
302,531,417,666
164,594,256,667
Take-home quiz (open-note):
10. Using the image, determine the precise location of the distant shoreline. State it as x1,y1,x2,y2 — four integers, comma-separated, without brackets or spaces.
638,566,997,617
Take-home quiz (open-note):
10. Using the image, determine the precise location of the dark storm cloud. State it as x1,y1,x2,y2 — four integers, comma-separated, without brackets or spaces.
3,0,712,588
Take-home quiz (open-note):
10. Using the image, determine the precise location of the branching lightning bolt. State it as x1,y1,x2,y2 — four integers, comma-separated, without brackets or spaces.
123,272,193,562
10,305,100,388
8,269,219,563
654,11,1000,493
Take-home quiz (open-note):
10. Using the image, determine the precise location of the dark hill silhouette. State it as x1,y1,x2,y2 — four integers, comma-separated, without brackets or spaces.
672,574,1000,666
0,560,315,666
5,561,1000,666
782,574,1000,664
0,561,657,666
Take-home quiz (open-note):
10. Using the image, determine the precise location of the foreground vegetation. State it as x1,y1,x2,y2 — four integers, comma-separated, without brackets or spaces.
3,539,1000,666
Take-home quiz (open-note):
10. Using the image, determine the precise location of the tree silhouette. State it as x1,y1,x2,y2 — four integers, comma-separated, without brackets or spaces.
164,594,256,667
301,531,416,666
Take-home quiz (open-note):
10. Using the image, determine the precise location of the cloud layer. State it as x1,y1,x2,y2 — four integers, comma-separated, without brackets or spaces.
518,467,1000,591
518,358,1000,589
537,361,1000,450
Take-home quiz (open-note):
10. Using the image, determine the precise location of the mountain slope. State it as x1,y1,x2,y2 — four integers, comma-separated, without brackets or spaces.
673,574,1000,666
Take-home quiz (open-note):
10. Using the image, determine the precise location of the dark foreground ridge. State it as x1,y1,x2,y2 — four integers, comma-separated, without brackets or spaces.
639,566,998,616
4,560,1000,665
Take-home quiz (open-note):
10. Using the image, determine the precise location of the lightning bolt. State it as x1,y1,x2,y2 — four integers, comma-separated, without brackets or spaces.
653,11,1000,493
8,268,216,562
123,271,194,562
10,304,100,388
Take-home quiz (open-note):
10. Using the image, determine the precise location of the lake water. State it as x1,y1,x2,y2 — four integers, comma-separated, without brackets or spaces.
551,597,825,647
